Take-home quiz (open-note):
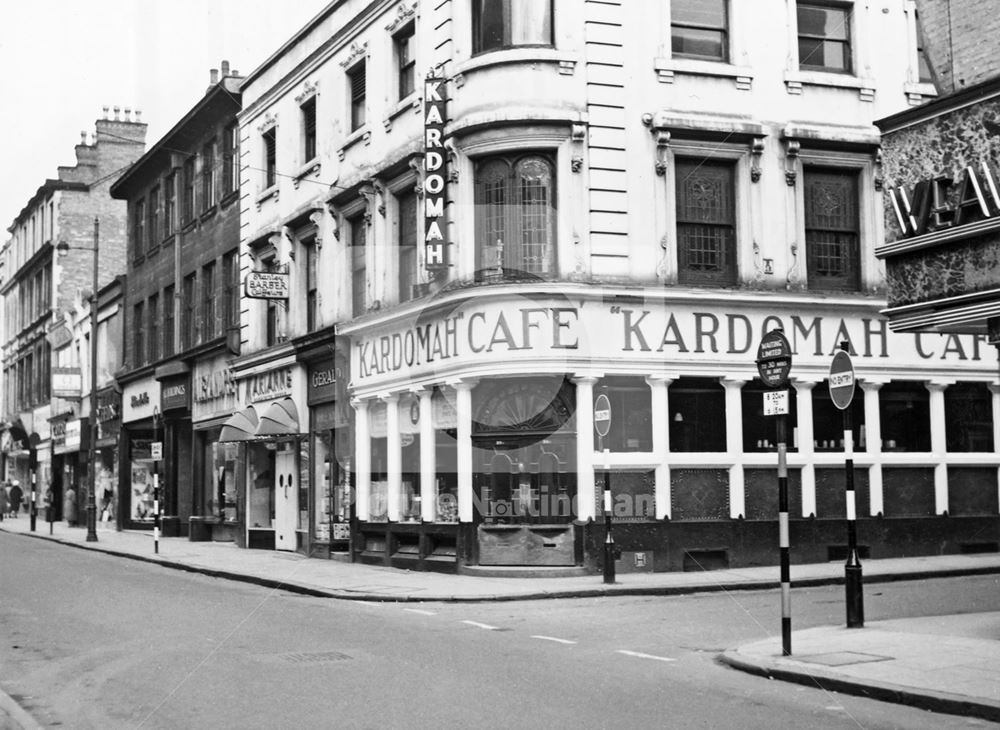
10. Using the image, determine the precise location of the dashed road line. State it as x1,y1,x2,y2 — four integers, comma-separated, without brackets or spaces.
462,620,501,631
403,608,437,616
531,635,577,645
616,650,676,663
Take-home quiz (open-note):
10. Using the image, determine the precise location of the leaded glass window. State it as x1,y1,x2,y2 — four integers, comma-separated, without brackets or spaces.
804,168,860,291
675,159,736,286
474,153,556,278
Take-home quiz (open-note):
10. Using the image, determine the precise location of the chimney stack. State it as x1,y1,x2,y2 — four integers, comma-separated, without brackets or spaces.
210,68,219,85
221,60,230,77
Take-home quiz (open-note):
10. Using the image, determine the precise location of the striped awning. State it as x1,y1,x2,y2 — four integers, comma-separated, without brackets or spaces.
256,397,299,437
218,406,259,442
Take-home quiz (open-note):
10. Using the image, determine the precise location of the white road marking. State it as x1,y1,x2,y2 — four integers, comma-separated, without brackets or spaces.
462,620,501,630
616,650,676,663
403,608,437,616
531,635,577,645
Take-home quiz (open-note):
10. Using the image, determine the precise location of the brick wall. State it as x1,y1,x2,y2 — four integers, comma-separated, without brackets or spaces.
915,0,1000,93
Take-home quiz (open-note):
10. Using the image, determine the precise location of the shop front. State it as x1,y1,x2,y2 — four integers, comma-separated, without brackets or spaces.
222,359,307,551
302,348,351,558
95,387,121,529
157,370,193,536
190,355,240,542
120,378,161,530
344,285,1000,573
51,415,89,526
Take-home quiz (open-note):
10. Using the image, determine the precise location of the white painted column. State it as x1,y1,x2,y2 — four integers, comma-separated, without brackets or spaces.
722,378,746,519
453,381,475,523
646,375,673,519
926,381,951,515
353,398,371,521
794,380,817,518
418,388,436,523
384,393,401,522
572,375,598,523
861,381,884,516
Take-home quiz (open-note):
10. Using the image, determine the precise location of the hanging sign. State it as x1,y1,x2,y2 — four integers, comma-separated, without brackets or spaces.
763,389,789,416
244,271,289,300
423,72,449,273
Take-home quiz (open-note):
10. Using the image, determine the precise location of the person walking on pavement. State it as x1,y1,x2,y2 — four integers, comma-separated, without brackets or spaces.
64,485,78,527
9,481,23,518
0,484,7,521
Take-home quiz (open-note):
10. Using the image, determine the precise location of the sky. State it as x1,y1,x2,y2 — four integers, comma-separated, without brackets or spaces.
0,0,331,231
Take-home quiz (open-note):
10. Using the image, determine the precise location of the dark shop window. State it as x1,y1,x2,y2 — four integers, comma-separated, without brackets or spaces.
593,377,652,452
879,381,930,452
742,381,798,452
812,379,865,451
669,377,726,452
945,382,994,452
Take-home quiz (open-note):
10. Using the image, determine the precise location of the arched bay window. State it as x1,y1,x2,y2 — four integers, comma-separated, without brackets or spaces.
475,153,557,278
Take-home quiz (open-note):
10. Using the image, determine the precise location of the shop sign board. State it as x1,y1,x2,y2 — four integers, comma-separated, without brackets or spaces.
52,367,82,398
65,419,82,451
423,72,449,273
244,271,289,300
244,366,294,404
829,350,856,410
307,361,340,405
756,329,792,388
161,377,190,412
192,356,238,421
122,379,160,423
887,160,1000,239
594,393,611,438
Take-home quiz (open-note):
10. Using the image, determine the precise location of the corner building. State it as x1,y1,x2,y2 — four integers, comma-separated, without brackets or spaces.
237,0,998,570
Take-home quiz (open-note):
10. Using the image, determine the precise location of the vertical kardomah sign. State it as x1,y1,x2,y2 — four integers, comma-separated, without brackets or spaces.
423,73,448,274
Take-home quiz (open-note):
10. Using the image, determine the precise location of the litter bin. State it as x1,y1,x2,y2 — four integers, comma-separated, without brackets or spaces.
160,515,181,538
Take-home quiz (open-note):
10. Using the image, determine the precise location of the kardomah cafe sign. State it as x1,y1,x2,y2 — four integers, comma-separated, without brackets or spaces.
351,295,994,387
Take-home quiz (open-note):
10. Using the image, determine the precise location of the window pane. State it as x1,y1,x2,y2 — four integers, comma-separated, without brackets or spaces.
510,0,553,45
798,5,849,39
673,0,726,27
805,169,859,290
672,28,726,60
668,378,726,452
879,382,931,452
675,159,736,285
945,382,994,452
798,3,851,72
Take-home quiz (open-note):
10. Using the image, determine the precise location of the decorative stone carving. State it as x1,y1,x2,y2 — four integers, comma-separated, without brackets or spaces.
294,79,319,105
784,139,800,186
340,41,368,69
385,2,417,33
750,137,765,183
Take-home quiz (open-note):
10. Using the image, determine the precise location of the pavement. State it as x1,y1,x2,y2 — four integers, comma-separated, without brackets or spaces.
2,515,1000,725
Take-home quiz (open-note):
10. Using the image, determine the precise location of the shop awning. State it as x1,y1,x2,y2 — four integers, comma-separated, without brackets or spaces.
256,397,299,437
218,406,259,442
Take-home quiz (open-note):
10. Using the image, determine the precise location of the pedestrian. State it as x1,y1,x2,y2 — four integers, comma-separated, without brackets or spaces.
0,484,7,522
64,485,77,527
43,485,54,523
9,481,23,518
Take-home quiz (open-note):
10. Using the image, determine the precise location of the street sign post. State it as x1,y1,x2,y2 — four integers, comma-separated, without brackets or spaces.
830,343,864,628
593,391,614,585
757,329,794,656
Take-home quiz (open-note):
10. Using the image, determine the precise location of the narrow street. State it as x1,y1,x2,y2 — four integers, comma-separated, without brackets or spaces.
1,532,996,729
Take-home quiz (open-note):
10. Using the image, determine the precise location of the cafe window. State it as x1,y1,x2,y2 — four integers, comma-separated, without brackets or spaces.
945,382,993,452
742,381,798,452
593,377,652,452
804,168,860,291
879,381,930,452
812,379,865,451
675,158,737,286
669,377,726,452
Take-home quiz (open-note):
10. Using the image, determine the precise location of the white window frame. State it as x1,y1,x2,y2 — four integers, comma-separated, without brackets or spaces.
784,0,875,100
654,0,753,90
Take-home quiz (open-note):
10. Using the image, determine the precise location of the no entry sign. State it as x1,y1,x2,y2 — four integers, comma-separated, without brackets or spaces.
594,393,611,438
829,350,856,410
756,329,792,388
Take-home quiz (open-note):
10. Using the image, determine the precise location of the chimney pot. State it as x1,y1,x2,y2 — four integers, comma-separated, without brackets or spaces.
113,105,121,121
80,131,87,145
231,69,239,77
221,60,230,76
135,109,142,122
124,107,131,121
103,105,110,120
210,68,219,84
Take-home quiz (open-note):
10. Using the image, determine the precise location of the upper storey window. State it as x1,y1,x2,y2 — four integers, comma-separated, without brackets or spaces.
675,159,736,287
804,168,859,291
671,0,728,62
263,127,277,188
474,153,556,277
472,0,553,54
797,2,852,74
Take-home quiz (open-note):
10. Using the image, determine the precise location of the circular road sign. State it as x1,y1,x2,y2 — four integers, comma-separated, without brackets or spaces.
829,349,856,410
594,393,611,438
756,329,793,388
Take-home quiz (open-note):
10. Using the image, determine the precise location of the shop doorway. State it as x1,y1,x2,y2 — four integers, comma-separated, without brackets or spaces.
274,446,298,551
472,377,577,566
